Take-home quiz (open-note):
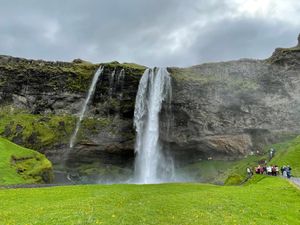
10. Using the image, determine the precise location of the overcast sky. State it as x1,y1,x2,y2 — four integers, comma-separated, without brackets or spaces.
0,0,299,67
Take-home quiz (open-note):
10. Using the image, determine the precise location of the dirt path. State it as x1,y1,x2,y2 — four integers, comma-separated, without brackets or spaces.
290,177,300,188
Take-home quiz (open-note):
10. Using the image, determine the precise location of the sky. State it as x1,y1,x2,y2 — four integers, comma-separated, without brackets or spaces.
0,0,299,67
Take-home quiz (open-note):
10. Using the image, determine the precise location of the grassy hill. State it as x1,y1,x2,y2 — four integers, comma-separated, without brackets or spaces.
0,137,53,185
180,135,300,185
0,176,299,225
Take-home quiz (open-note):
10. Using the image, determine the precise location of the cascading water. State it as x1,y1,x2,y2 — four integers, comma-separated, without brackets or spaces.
108,69,116,98
134,68,174,184
69,66,104,148
117,69,125,100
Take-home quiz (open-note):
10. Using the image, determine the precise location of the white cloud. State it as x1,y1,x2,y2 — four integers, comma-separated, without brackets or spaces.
231,0,300,25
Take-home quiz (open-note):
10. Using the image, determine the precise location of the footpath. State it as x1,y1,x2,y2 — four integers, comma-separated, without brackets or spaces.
290,177,300,188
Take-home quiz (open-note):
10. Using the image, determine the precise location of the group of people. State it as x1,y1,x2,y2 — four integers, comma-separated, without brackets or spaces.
247,165,292,179
246,147,293,179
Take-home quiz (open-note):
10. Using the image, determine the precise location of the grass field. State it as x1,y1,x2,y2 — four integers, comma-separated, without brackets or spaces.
0,176,299,225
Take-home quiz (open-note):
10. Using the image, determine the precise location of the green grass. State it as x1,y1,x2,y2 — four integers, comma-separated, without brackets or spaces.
269,137,300,177
0,177,299,225
178,160,236,183
0,137,53,185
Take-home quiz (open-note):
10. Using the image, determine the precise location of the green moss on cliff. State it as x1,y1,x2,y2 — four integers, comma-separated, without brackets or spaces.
0,137,53,185
170,68,258,91
0,106,76,150
103,61,146,70
66,62,99,92
0,56,145,93
0,105,118,150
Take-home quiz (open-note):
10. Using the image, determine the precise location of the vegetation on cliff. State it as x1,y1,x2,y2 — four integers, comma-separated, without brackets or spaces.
0,106,76,150
169,65,259,92
0,55,145,93
0,137,53,185
0,106,115,151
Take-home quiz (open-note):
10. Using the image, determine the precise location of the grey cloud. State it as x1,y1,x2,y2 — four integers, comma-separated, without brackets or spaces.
186,18,299,65
0,0,298,67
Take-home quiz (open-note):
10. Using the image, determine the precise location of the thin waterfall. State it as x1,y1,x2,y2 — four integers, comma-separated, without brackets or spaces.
117,69,125,100
134,68,174,184
108,69,116,98
69,66,104,148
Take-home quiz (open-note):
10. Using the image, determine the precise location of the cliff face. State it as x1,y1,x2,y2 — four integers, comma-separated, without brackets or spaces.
0,38,300,182
166,46,300,162
0,57,144,181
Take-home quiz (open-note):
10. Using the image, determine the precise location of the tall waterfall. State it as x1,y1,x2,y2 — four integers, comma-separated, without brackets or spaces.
69,66,104,148
134,68,174,184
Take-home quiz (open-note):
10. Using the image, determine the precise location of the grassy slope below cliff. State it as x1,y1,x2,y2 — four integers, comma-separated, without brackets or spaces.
0,137,53,185
225,135,300,182
180,135,300,185
269,137,300,177
0,177,299,225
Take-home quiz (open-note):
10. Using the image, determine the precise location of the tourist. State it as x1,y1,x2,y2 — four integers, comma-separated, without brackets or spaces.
272,165,276,176
282,166,287,178
286,165,292,179
275,165,279,176
247,167,253,177
269,148,275,160
262,165,267,174
267,166,272,175
281,166,285,175
255,165,260,174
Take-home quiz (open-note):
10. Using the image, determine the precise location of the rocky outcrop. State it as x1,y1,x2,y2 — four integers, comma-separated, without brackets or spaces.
165,36,300,162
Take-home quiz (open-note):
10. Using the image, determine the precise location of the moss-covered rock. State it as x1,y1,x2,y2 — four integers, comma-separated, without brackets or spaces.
0,137,53,185
0,106,76,150
224,174,244,185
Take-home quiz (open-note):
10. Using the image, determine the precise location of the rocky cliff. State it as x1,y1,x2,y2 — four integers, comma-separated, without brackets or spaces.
0,57,144,182
0,35,299,182
167,48,300,162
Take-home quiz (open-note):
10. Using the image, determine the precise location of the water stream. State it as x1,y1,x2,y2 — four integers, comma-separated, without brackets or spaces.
69,66,104,148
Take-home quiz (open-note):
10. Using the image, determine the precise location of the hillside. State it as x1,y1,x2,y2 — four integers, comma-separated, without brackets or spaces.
0,137,53,185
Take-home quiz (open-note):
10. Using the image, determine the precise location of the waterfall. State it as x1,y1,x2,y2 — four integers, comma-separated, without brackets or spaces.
134,68,174,184
108,69,116,98
117,69,125,100
69,66,104,148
